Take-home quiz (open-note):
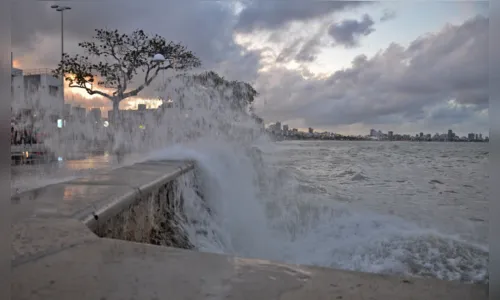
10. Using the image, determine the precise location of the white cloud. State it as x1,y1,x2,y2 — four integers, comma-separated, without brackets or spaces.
253,15,488,135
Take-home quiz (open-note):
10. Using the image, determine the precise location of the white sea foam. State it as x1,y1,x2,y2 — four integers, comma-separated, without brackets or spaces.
149,139,488,284
146,76,488,284
15,74,488,283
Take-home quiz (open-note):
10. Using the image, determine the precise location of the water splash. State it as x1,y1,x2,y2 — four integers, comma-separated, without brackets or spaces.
14,74,488,284
147,75,488,284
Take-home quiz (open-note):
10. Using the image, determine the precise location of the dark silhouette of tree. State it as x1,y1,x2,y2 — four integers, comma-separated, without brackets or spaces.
53,29,201,119
190,71,258,111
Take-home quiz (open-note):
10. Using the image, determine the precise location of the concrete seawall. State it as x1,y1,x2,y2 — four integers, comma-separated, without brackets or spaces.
11,160,488,300
92,165,193,249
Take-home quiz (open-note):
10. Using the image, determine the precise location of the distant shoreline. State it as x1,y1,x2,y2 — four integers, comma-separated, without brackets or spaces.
272,137,489,143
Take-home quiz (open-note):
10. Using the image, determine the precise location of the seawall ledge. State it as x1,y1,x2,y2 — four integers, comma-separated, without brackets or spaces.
11,159,488,300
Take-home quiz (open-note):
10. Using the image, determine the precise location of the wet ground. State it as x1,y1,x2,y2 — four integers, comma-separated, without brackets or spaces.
11,152,146,195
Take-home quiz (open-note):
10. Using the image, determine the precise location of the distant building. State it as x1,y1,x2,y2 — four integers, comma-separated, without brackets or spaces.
268,122,283,134
419,132,423,138
63,104,72,119
88,108,102,123
11,67,24,109
157,99,174,110
447,129,453,141
72,106,87,122
309,127,314,134
388,131,393,140
283,124,289,134
475,134,479,141
370,129,376,137
479,133,483,140
468,133,475,141
22,69,64,120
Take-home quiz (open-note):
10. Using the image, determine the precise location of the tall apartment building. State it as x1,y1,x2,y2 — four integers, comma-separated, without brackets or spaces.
11,67,64,123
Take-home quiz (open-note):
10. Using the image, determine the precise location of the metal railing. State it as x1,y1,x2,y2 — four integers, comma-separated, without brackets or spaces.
23,68,55,76
11,68,23,76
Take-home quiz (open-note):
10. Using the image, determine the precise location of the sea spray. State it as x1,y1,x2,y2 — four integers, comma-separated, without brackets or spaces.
148,74,489,283
16,73,488,283
150,139,489,284
150,142,284,261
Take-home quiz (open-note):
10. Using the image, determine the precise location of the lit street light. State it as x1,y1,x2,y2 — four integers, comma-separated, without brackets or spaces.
152,53,166,101
152,53,166,63
152,53,166,82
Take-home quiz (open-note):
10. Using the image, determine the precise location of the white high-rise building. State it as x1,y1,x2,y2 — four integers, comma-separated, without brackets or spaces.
11,67,25,111
11,67,64,123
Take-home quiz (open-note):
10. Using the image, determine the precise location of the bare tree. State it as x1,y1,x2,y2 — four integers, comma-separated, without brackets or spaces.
53,29,201,120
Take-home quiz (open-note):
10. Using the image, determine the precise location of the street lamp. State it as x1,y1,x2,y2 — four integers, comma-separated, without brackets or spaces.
152,53,166,100
152,53,166,83
152,53,166,63
51,4,71,108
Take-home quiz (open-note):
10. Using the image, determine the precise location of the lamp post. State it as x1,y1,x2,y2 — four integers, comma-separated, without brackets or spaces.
51,4,71,151
51,5,71,114
152,53,166,102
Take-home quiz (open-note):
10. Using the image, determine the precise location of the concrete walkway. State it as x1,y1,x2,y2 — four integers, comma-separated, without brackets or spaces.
11,160,488,300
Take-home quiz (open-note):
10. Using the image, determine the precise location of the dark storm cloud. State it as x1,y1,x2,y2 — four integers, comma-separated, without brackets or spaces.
294,24,328,62
11,2,150,50
11,0,265,104
276,38,302,63
254,15,488,130
454,90,488,107
380,9,396,22
422,100,489,133
294,39,319,62
273,22,331,64
275,35,323,64
327,14,375,48
10,2,51,50
235,1,369,33
12,1,249,77
12,2,488,133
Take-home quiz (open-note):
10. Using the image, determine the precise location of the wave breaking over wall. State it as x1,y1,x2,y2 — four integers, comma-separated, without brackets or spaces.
148,75,489,284
21,72,488,284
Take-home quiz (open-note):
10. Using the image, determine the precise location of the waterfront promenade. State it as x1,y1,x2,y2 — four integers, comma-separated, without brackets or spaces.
11,159,488,299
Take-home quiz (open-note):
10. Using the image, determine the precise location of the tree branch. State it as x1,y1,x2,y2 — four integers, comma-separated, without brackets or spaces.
58,29,202,107
122,64,172,98
68,84,114,100
108,43,128,94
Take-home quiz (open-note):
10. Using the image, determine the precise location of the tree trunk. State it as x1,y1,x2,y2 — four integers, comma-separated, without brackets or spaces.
110,99,121,155
112,99,120,125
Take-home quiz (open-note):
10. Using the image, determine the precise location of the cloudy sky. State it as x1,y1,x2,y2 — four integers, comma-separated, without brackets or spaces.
11,1,488,136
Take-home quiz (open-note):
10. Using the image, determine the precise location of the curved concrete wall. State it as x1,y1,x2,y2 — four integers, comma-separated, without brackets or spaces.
11,160,488,300
93,169,193,249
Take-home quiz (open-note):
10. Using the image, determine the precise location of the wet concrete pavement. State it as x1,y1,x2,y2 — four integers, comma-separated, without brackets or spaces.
13,228,487,300
11,159,488,300
11,153,146,195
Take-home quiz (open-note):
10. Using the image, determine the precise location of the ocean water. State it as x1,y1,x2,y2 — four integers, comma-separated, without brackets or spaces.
152,139,489,284
14,76,489,284
270,140,489,245
146,75,489,283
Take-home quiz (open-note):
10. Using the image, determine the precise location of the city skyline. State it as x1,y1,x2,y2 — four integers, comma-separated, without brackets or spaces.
11,1,488,135
267,121,488,140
